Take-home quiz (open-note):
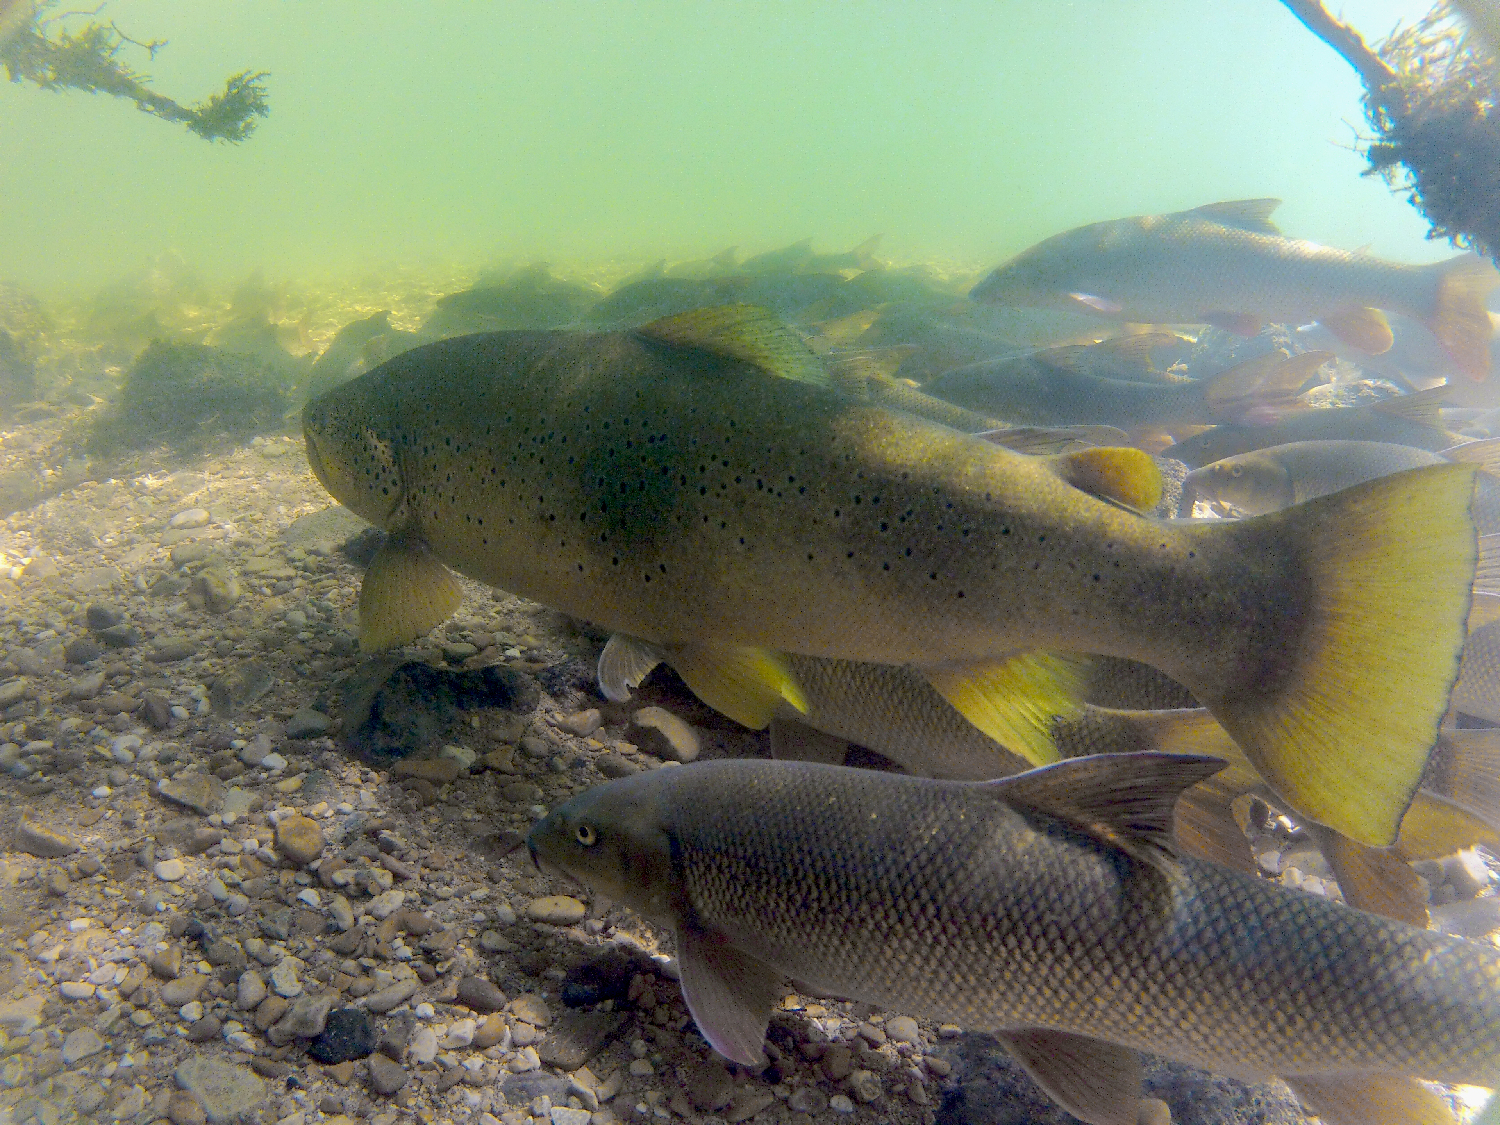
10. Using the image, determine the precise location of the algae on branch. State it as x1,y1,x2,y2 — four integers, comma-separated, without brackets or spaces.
0,1,268,143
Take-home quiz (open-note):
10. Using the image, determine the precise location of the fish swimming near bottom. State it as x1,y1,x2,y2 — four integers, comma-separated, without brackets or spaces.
529,755,1500,1125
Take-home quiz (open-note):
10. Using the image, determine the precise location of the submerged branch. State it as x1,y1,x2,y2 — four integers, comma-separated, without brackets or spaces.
1280,0,1398,91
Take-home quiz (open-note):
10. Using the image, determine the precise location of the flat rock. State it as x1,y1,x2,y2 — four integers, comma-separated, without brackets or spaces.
158,772,224,815
267,994,331,1046
285,707,332,738
14,818,77,857
61,1027,106,1065
527,895,586,925
174,1056,267,1125
455,976,507,1012
161,974,208,1006
210,662,273,714
365,978,419,1013
149,638,198,662
536,1009,628,1071
366,1053,408,1096
626,706,700,762
275,815,325,866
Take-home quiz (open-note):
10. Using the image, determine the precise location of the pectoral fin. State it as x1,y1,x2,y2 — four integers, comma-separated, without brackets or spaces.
665,644,807,730
997,1029,1143,1125
1397,789,1500,859
357,532,463,652
1318,306,1395,354
1044,447,1163,511
674,927,783,1068
924,653,1090,765
1284,1073,1458,1125
597,634,666,702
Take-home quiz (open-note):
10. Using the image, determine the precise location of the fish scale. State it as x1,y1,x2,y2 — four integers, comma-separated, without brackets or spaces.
532,759,1500,1093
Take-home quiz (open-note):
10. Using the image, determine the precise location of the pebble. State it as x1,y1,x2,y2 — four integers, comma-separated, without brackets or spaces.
268,994,331,1046
508,994,552,1027
59,981,95,999
456,976,508,1012
442,1018,475,1048
329,894,355,931
367,1053,408,1096
594,752,639,778
284,707,332,738
237,970,268,1009
368,889,406,919
408,1026,438,1064
626,706,700,762
269,958,303,998
161,975,207,1005
275,815,325,866
549,1110,590,1125
168,1092,206,1125
170,508,211,529
158,772,224,815
526,895,586,925
828,1094,855,1114
846,1069,882,1103
61,1027,106,1065
390,757,461,784
155,857,187,881
556,709,602,736
180,1000,205,1022
149,638,199,662
261,752,288,771
885,1015,921,1044
365,978,420,1014
627,1058,654,1077
14,818,77,857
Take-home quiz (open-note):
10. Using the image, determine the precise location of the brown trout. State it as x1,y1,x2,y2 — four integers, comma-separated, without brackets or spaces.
302,304,1479,845
970,198,1498,380
528,755,1500,1125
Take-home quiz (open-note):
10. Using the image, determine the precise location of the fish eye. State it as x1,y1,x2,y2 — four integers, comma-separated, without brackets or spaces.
576,824,597,846
1230,465,1242,478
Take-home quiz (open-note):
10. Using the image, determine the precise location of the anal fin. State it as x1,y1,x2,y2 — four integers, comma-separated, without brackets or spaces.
1284,1073,1458,1125
1313,826,1430,927
664,643,807,730
674,927,783,1068
997,1028,1142,1125
357,532,463,652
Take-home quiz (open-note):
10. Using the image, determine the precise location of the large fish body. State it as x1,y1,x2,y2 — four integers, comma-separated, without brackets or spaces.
970,199,1497,380
528,757,1500,1125
303,309,1478,844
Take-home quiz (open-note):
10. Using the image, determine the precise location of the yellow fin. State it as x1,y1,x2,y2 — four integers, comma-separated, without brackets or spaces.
637,305,829,388
662,643,806,730
1189,462,1479,846
357,532,464,653
1284,1074,1459,1125
1185,197,1283,233
1319,306,1394,354
1428,254,1499,382
1044,447,1163,511
1201,350,1332,421
924,653,1089,766
1398,789,1500,860
1314,826,1429,926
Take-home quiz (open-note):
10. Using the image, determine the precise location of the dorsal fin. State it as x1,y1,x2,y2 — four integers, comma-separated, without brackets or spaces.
1184,198,1283,234
1044,447,1163,511
983,752,1226,868
638,304,829,388
1370,386,1450,424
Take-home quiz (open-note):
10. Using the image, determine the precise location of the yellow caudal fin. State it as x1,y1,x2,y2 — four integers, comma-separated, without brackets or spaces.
1043,447,1163,511
1443,436,1500,478
924,653,1089,766
1284,1074,1460,1125
1187,463,1478,846
660,643,807,731
357,531,464,652
1427,254,1499,382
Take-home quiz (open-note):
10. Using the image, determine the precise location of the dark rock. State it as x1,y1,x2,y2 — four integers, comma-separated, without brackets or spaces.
561,947,655,1009
184,1016,222,1043
536,1009,628,1071
456,976,509,1013
85,604,126,632
366,1053,407,1097
149,638,198,662
535,657,595,701
97,624,142,648
342,659,539,760
259,908,293,942
64,639,103,665
249,1058,291,1080
308,1008,376,1064
377,1010,415,1060
594,752,639,779
142,693,174,729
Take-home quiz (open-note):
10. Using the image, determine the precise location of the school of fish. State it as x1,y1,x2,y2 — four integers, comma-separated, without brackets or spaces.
301,201,1500,1125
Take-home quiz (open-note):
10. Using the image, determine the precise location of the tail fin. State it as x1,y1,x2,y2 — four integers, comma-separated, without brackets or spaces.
1427,254,1499,382
1425,725,1500,827
1186,463,1478,846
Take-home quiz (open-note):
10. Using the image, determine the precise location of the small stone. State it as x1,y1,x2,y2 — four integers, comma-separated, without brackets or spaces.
269,958,302,998
174,1057,267,1125
155,858,187,881
390,757,461,784
209,662,273,713
308,1009,376,1063
885,1015,920,1044
149,946,183,979
442,1018,475,1049
171,509,211,529
407,1026,437,1064
262,752,288,771
455,976,508,1012
526,896,585,925
196,568,242,615
69,670,106,699
368,889,406,919
0,996,44,1034
627,1058,654,1077
86,603,126,631
537,1010,627,1071
238,971,268,1009
367,1054,408,1096
828,1093,855,1114
284,708,331,738
275,815,325,866
365,978,420,1014
595,752,638,778
550,1110,591,1125
180,1000,205,1022
472,1014,508,1049
626,706,700,762
788,1087,828,1114
158,773,224,815
59,980,95,999
97,623,142,648
725,1089,777,1121
186,1016,222,1043
168,1092,206,1125
161,974,208,1006
268,994,331,1046
64,638,103,665
846,1070,881,1104
556,709,602,736
149,638,199,663
508,994,552,1028
14,818,77,857
62,1026,106,1064
255,996,290,1031
329,894,355,931
143,693,174,729
823,1044,853,1081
